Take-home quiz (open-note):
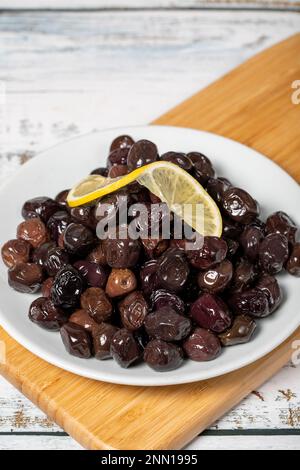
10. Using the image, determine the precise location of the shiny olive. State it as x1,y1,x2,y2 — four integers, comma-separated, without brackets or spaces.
110,329,141,368
73,260,109,288
29,297,68,330
183,328,221,361
8,262,43,294
69,309,98,333
141,237,169,259
70,206,97,230
47,211,71,242
144,339,183,371
1,239,31,269
187,152,215,185
119,291,148,330
286,243,300,277
157,248,189,292
256,273,282,313
63,223,95,256
206,177,231,205
32,241,56,268
105,268,137,298
102,227,141,268
187,237,227,270
197,260,233,294
228,288,270,318
60,322,92,359
160,152,193,172
107,147,130,168
191,293,232,333
51,265,83,309
108,164,128,178
265,211,297,244
239,225,264,261
222,218,244,240
144,307,191,342
92,323,119,360
110,134,135,152
86,242,107,265
259,233,289,274
41,277,54,297
22,197,60,223
150,289,185,314
90,167,109,176
17,218,49,248
127,139,158,171
219,315,257,346
55,189,71,209
222,187,259,224
139,259,159,295
81,287,112,323
230,258,258,293
45,247,69,277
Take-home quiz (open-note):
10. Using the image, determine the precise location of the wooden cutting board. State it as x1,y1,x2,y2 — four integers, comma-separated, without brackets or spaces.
1,34,300,450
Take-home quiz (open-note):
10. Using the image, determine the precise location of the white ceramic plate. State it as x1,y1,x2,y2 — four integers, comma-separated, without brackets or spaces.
0,125,299,386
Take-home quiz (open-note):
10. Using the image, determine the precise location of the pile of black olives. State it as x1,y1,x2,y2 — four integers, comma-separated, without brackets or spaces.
2,134,300,372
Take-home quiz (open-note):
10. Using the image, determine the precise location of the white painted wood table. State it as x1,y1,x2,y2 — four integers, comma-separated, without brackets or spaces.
0,0,299,451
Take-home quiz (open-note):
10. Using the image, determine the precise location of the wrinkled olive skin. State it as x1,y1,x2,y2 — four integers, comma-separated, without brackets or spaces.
144,339,183,371
150,289,185,314
73,260,109,288
157,248,189,292
69,309,98,333
45,247,69,277
29,297,68,330
197,260,233,294
106,268,137,298
92,323,119,360
160,152,193,172
239,225,264,261
51,265,83,309
139,259,159,295
1,239,31,269
183,328,221,361
22,197,60,223
259,233,289,275
119,291,148,330
17,218,49,248
187,237,227,270
256,273,282,313
191,293,232,333
63,223,95,256
81,287,112,323
127,139,158,171
60,322,92,359
8,262,43,293
47,211,71,242
228,288,270,318
110,134,135,152
110,329,141,368
265,211,297,244
144,307,191,342
219,315,257,346
187,152,215,185
222,187,259,224
102,228,141,269
141,237,169,259
206,177,231,205
286,243,300,277
230,258,258,293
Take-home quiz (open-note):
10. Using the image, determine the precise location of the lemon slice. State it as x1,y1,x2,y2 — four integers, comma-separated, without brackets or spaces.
67,161,222,236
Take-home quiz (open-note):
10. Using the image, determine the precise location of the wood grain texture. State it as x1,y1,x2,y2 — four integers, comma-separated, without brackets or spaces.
1,34,300,450
154,33,300,182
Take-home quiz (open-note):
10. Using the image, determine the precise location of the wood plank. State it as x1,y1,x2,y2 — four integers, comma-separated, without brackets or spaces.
1,1,299,11
1,35,300,450
154,33,300,182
